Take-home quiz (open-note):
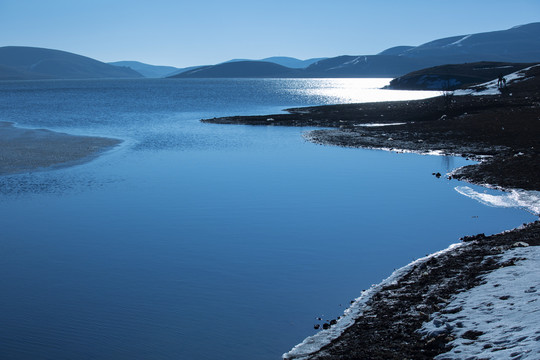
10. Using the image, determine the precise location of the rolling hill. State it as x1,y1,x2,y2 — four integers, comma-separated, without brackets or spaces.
306,22,540,77
0,46,143,80
4,22,540,80
225,56,326,69
108,57,326,79
386,62,537,90
302,55,434,77
398,23,540,63
108,61,179,78
172,22,540,78
170,61,304,78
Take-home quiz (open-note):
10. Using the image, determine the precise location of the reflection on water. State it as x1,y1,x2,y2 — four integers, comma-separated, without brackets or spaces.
287,78,440,103
441,155,455,173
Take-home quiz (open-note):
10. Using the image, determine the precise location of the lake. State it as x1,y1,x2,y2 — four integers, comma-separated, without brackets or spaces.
0,78,535,360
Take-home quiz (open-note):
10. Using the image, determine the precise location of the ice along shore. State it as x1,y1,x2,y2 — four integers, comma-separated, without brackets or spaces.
202,65,540,359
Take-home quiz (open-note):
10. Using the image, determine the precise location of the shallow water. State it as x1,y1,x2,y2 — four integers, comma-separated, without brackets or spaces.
0,78,535,360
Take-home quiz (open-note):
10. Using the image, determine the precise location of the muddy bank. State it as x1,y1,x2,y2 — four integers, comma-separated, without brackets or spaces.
0,121,122,175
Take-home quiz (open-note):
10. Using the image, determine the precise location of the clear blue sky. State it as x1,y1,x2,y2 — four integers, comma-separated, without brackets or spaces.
1,0,539,68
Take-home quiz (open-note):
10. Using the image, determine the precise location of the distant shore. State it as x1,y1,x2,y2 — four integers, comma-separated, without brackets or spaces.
203,74,539,191
0,121,122,175
202,66,540,358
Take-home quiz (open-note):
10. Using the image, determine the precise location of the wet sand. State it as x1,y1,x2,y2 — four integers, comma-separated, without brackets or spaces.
202,66,540,358
0,121,122,175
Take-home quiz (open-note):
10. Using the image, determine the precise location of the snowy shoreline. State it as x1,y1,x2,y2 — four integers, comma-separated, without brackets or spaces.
283,66,540,359
201,64,540,358
421,245,540,359
283,220,540,359
283,243,465,359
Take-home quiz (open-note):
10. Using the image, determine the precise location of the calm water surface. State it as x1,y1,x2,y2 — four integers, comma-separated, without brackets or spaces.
0,79,535,359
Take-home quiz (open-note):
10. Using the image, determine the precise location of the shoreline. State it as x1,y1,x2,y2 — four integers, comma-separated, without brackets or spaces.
0,121,122,175
283,222,540,359
201,66,540,358
203,65,540,191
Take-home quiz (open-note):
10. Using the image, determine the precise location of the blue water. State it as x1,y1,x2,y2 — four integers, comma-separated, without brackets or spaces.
0,78,535,360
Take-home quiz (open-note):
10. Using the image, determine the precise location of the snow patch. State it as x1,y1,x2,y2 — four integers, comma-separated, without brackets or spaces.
455,186,540,215
353,122,406,127
343,56,366,66
283,243,465,360
454,64,540,96
474,65,514,70
421,246,540,359
329,56,367,70
445,34,472,47
453,81,501,96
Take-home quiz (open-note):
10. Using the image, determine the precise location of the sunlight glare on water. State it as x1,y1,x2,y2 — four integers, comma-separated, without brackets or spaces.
285,78,440,103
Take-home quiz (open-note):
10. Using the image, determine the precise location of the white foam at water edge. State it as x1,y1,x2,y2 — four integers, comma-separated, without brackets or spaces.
282,242,465,360
455,186,540,215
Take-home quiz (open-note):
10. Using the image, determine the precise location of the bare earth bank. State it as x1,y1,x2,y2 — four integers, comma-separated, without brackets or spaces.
0,121,122,175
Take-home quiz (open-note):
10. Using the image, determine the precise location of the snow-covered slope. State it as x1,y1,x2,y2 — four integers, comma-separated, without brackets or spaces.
454,64,540,96
421,245,540,359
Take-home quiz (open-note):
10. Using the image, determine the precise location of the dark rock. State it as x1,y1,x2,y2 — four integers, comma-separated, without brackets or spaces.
461,233,486,242
462,330,484,340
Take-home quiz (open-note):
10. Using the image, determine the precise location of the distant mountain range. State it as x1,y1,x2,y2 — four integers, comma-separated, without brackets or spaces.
2,22,540,81
171,61,305,78
107,56,326,78
172,22,540,78
224,56,326,69
108,61,179,78
0,46,142,80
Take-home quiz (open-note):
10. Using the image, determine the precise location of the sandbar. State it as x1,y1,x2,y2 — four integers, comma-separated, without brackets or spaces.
0,121,122,175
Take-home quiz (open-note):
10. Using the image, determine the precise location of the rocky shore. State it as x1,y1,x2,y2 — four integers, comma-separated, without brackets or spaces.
202,65,540,358
204,65,540,191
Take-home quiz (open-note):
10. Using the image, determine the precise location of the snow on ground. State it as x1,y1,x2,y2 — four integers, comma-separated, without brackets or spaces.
455,186,540,216
453,64,540,96
353,122,406,127
453,78,501,96
421,246,540,360
445,34,472,47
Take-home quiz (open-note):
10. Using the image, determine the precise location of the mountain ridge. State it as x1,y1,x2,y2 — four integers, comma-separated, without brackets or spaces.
0,46,142,80
170,22,540,78
3,22,540,80
108,61,179,78
171,61,304,78
108,56,325,78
